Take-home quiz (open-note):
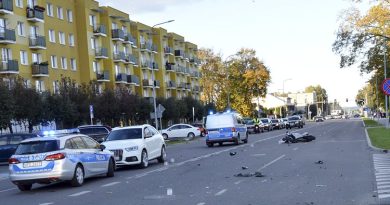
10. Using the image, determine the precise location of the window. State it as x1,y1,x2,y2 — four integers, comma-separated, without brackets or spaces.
23,79,31,88
61,57,67,69
50,55,57,68
31,53,42,63
68,34,74,46
112,22,117,29
57,7,63,19
70,58,76,71
48,29,55,43
20,51,28,65
67,10,73,22
17,22,25,36
70,137,87,149
115,65,119,75
27,0,37,7
90,38,96,49
35,80,45,92
47,3,53,17
89,15,96,26
59,31,65,45
92,61,98,73
53,81,59,94
15,0,23,8
2,48,12,61
82,136,99,149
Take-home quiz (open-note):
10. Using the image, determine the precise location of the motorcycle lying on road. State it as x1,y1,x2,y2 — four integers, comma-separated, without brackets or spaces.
279,131,316,144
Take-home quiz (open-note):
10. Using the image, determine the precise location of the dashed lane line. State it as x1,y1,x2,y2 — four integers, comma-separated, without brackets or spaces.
101,182,121,187
257,154,286,171
214,189,227,196
68,191,91,197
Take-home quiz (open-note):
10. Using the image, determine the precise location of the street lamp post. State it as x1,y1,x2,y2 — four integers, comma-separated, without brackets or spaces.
282,78,292,94
151,20,174,130
384,42,389,128
224,55,235,110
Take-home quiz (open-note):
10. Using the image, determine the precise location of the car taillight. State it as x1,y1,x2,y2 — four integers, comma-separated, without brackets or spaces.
231,127,236,132
45,153,65,161
8,158,20,164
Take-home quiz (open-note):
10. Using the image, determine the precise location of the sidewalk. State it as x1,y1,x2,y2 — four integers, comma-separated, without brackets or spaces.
375,118,389,127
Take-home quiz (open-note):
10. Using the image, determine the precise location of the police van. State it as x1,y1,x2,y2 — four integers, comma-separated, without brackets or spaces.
8,129,115,191
205,112,248,147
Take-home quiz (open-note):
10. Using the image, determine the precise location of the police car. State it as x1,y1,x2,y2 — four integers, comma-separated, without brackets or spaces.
8,129,115,191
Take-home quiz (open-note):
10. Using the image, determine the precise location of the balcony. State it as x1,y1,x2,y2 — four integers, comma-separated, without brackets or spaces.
164,47,174,55
111,29,124,41
166,81,176,89
191,71,201,78
124,34,136,45
26,6,45,23
153,62,159,70
29,35,46,49
141,61,154,70
165,63,176,72
127,75,139,85
115,73,127,83
93,25,107,37
95,47,108,59
0,0,13,14
185,83,191,90
113,52,126,63
0,60,18,74
154,80,160,88
142,79,153,88
176,66,186,74
31,63,49,77
175,50,184,58
140,43,152,52
184,67,191,75
151,44,158,53
0,28,15,44
177,82,185,89
193,85,200,92
125,54,138,65
96,71,110,82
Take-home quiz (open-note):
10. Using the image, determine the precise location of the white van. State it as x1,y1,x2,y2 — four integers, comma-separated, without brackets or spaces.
205,113,248,147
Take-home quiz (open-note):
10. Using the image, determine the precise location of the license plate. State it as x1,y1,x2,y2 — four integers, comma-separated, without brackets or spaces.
209,131,219,134
23,161,42,168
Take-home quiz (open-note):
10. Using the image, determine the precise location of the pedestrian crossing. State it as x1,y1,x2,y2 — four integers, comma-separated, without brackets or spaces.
373,154,390,200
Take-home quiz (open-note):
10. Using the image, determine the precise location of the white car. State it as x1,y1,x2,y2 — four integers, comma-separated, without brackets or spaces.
101,125,166,168
160,124,201,140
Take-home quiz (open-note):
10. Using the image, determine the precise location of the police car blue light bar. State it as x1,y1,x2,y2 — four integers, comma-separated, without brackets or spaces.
38,128,79,137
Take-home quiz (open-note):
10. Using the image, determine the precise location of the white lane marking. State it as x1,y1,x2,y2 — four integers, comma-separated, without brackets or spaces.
68,191,91,197
234,180,243,185
377,181,390,186
39,203,54,205
293,147,298,151
0,188,17,193
134,173,148,178
376,178,390,182
197,203,206,205
257,154,286,171
101,181,120,187
215,189,227,196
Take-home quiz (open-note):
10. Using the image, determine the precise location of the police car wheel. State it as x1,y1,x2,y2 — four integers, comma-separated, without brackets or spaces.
106,158,115,177
157,146,166,163
139,150,148,168
17,184,32,191
162,134,168,140
70,165,84,187
234,135,240,145
206,142,214,147
243,133,248,143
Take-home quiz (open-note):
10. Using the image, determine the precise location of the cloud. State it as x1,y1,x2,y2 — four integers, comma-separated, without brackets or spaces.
96,0,201,14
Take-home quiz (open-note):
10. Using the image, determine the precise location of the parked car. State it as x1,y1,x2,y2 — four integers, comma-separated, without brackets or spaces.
8,130,115,191
278,119,286,129
205,113,248,147
286,115,304,129
282,118,289,127
191,123,206,137
102,125,166,168
0,133,39,163
78,125,111,143
271,119,282,129
314,116,325,122
161,124,201,140
260,118,274,131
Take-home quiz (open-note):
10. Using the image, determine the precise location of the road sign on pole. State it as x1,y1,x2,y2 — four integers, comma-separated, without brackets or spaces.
89,105,94,125
382,78,390,96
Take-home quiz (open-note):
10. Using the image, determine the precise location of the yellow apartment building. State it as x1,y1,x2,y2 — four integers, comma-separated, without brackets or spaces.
0,0,201,100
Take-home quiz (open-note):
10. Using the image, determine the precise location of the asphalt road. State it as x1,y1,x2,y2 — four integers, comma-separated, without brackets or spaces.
0,119,379,205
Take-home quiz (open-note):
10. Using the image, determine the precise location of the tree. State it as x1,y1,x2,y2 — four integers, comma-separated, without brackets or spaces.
304,85,329,115
226,48,271,116
0,81,14,132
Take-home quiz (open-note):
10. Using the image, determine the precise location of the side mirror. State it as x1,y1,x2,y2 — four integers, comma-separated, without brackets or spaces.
99,144,106,151
144,133,153,138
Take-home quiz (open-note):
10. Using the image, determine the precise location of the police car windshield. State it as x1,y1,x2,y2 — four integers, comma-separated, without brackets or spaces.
15,140,60,155
261,119,268,123
105,128,142,141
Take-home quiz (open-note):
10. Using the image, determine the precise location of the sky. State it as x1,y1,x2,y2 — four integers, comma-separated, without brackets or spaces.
97,0,372,107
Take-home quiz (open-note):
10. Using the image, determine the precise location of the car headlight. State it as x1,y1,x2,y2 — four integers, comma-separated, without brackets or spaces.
124,146,138,152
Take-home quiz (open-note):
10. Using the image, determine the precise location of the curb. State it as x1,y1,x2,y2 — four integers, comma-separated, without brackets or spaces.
365,128,382,151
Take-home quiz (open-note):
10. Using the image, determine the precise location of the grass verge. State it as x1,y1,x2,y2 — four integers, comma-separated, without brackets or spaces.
363,118,382,127
368,127,390,150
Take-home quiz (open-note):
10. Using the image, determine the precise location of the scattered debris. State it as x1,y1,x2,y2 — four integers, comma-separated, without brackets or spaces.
315,160,324,164
170,158,175,163
229,152,237,156
234,172,265,178
315,184,327,187
384,150,388,153
197,163,201,166
242,166,249,170
373,194,377,197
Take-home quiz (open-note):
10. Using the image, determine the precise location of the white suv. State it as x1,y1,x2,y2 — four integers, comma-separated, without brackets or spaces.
102,125,166,168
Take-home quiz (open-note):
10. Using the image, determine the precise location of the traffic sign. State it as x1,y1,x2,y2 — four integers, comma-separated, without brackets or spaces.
382,78,390,96
89,105,94,118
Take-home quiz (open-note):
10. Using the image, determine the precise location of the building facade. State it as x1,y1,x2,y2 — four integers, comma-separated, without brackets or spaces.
0,0,201,100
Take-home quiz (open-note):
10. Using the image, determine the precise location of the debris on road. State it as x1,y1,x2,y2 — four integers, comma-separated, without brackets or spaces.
280,132,316,144
315,184,327,187
315,160,324,164
242,166,249,170
234,172,265,178
383,150,388,153
230,152,237,156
